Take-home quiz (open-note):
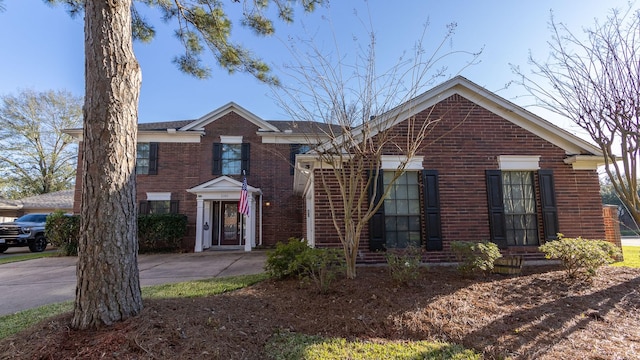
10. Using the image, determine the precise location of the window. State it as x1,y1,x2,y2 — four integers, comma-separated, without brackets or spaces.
369,169,442,252
148,201,171,214
290,144,311,175
212,143,250,175
486,169,558,248
502,171,538,246
136,143,158,175
139,192,178,215
383,171,421,249
222,143,242,175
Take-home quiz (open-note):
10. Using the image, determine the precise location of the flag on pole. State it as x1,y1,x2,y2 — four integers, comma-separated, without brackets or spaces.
239,176,250,216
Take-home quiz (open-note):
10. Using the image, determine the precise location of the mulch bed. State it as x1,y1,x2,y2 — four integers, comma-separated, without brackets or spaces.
1,264,639,359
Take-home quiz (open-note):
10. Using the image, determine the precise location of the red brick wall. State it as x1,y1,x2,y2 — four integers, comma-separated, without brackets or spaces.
603,205,622,249
312,94,605,262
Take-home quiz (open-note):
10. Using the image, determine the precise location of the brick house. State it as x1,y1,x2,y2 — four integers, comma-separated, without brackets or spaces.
68,76,607,262
294,76,606,262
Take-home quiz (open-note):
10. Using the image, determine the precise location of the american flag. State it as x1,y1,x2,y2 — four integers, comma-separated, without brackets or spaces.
238,177,250,216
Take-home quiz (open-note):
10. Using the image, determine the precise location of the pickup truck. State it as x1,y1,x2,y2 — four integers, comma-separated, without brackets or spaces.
0,213,49,253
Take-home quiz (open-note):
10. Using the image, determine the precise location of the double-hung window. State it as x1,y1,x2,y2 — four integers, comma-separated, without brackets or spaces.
383,171,421,248
212,140,250,175
502,171,538,246
486,164,558,248
136,143,158,175
221,144,242,175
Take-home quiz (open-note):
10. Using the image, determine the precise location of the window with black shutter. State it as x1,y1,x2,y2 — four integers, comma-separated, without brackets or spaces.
136,142,158,175
212,142,250,175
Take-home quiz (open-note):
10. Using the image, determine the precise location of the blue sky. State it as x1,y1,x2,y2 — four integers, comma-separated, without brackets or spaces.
0,0,632,132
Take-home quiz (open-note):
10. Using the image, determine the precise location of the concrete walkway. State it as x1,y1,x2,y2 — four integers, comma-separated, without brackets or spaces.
0,251,266,316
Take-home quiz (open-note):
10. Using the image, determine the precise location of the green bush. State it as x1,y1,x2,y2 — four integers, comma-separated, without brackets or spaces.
265,238,311,279
385,246,422,285
45,211,80,256
451,241,502,276
293,247,344,293
137,213,188,253
539,234,622,279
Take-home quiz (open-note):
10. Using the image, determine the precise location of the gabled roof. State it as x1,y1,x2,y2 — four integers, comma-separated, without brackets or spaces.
186,176,261,194
341,76,602,156
179,102,281,132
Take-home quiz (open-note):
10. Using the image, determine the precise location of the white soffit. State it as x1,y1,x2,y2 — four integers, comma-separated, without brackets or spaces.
498,155,540,171
563,155,606,170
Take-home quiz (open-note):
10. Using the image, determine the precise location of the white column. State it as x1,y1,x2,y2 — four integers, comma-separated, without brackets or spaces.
243,196,255,252
203,201,212,249
195,197,204,252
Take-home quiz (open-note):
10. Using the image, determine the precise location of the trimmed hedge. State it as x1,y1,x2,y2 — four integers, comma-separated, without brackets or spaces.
44,212,188,255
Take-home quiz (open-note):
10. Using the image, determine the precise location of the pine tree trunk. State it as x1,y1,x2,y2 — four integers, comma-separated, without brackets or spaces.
72,0,143,329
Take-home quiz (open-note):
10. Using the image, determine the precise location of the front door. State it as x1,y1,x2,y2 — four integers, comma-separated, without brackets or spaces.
221,202,241,245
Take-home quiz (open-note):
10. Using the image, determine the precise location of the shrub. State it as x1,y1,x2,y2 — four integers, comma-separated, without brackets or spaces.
45,211,80,256
539,234,622,279
293,247,345,293
265,238,310,279
385,246,422,285
451,241,502,276
137,213,188,253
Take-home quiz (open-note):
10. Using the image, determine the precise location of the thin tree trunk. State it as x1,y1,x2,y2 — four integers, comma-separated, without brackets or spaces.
72,0,143,329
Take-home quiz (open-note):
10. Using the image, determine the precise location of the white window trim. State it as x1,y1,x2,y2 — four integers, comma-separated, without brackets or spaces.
220,135,243,144
146,192,171,201
380,155,424,170
498,155,540,171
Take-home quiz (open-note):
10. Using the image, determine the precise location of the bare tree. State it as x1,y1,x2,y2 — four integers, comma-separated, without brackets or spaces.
513,5,640,231
45,0,323,329
276,21,481,279
0,89,82,199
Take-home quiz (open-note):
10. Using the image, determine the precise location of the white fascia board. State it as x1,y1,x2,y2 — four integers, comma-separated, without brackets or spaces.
64,129,203,143
259,133,330,144
563,155,606,170
138,131,203,143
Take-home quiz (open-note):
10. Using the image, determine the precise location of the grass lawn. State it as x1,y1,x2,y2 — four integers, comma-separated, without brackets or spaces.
0,251,59,265
612,246,640,268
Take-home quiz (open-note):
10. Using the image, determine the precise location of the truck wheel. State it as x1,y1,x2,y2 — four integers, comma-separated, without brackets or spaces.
29,235,47,253
0,244,7,253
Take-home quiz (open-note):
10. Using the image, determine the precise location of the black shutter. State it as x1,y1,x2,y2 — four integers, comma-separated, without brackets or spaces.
538,169,559,241
290,144,301,175
139,201,149,215
486,170,508,248
422,170,443,251
241,143,250,175
148,142,158,175
212,143,222,175
368,170,386,251
169,200,179,214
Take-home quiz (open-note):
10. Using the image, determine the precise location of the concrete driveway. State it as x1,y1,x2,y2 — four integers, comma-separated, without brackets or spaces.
0,251,266,316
